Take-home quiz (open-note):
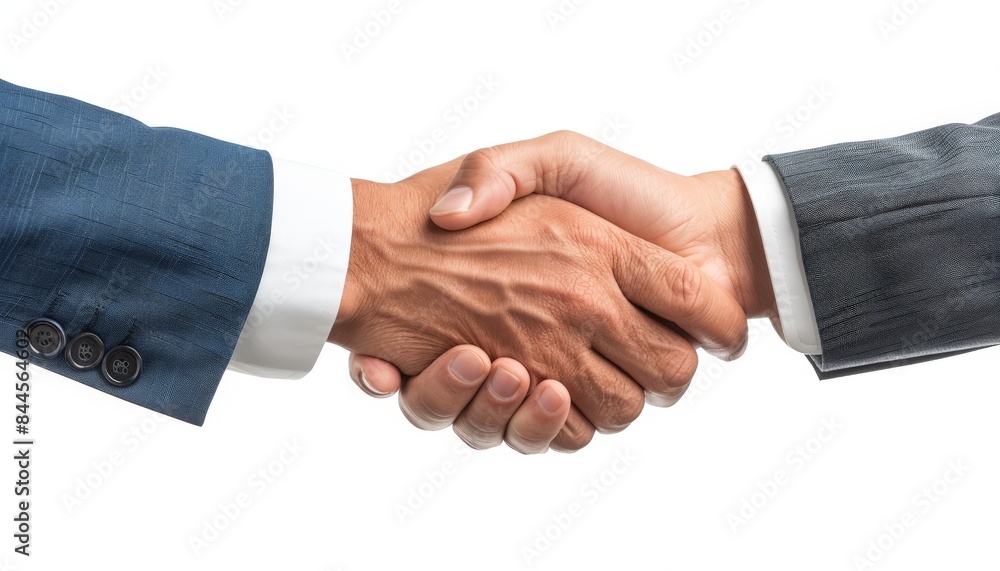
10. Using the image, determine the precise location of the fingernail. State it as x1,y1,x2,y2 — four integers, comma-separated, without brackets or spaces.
359,368,389,397
488,368,521,400
450,351,486,384
429,186,473,216
537,386,564,414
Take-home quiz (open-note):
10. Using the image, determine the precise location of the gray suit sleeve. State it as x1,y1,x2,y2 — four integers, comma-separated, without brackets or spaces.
764,114,1000,375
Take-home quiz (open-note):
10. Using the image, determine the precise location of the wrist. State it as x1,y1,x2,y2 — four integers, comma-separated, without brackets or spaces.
703,168,777,319
327,178,380,349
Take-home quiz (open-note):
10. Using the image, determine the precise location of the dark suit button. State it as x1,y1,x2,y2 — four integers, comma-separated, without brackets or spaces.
101,346,142,387
25,318,66,359
65,332,105,371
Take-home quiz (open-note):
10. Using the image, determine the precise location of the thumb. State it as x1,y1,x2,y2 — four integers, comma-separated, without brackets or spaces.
348,353,402,398
429,131,607,231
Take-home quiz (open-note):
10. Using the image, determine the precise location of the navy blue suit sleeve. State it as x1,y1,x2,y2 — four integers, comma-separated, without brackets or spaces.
765,114,1000,375
0,79,273,425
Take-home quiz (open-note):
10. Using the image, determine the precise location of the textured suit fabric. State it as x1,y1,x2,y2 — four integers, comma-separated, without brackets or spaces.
766,114,1000,374
0,79,273,425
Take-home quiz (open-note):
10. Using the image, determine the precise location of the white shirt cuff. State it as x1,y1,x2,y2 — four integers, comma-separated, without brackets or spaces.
229,159,353,378
735,162,823,354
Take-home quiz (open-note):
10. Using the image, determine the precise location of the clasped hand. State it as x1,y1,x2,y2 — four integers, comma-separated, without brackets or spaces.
329,132,775,454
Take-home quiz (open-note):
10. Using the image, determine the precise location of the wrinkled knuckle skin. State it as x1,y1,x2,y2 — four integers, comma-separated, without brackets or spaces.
571,221,612,253
600,303,630,340
464,147,504,173
579,299,624,343
661,346,699,391
596,392,644,434
549,130,600,162
567,359,640,434
560,272,610,332
548,129,584,145
667,259,704,312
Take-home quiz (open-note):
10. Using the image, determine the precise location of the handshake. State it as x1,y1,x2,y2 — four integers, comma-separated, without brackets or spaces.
329,131,778,454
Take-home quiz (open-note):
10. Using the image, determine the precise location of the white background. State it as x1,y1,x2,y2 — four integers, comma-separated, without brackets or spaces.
2,0,998,569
